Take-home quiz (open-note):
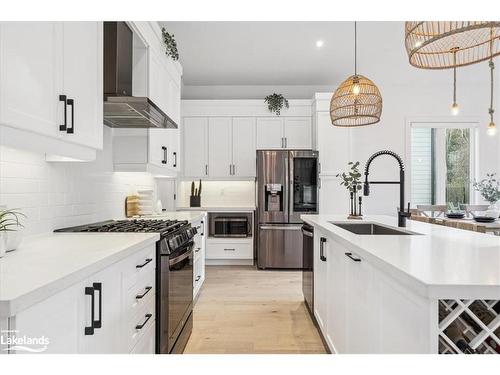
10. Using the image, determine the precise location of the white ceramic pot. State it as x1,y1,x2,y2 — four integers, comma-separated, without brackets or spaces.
484,202,500,219
0,232,6,258
5,227,24,252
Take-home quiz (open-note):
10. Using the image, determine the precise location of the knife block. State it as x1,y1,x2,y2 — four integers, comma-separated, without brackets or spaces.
190,195,201,207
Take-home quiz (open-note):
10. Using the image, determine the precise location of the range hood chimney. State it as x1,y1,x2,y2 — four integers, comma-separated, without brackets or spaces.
103,22,177,129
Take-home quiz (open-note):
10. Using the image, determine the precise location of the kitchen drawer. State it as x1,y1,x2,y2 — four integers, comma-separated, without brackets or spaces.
123,271,155,323
193,257,204,286
125,293,155,352
131,320,156,354
122,246,156,291
206,241,253,259
193,239,204,262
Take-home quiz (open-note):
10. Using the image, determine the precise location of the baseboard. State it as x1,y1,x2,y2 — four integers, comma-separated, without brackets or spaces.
205,259,255,266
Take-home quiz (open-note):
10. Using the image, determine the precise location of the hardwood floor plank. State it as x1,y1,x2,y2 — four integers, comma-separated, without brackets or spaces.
184,265,326,354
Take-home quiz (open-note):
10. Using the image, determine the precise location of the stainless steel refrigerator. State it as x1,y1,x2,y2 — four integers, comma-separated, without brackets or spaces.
257,150,319,269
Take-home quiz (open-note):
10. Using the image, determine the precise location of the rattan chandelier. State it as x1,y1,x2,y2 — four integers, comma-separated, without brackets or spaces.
405,22,500,69
330,22,382,127
405,21,500,135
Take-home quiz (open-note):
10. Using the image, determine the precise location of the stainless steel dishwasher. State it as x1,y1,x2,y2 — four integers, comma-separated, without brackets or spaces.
301,223,314,317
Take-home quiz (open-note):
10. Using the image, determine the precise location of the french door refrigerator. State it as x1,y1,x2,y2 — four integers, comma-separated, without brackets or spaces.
257,150,319,269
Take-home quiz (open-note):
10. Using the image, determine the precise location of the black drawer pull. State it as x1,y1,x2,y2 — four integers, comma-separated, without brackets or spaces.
93,282,102,329
135,313,153,330
320,237,327,262
136,258,152,268
59,95,67,131
162,146,167,164
345,252,361,262
84,286,95,335
136,286,152,299
195,247,201,253
66,98,74,134
195,275,201,282
173,152,177,167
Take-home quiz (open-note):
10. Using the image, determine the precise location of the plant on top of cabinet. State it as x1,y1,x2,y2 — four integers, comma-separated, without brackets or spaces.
264,93,289,116
336,161,363,219
161,28,179,61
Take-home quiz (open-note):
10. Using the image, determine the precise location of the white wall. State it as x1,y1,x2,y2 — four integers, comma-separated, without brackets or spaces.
177,180,255,208
0,127,156,237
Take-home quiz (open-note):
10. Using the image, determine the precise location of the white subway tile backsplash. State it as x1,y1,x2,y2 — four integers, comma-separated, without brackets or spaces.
0,128,156,237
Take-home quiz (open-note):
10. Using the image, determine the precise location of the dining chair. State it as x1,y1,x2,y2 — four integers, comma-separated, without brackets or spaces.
410,215,435,224
416,205,447,218
460,204,489,218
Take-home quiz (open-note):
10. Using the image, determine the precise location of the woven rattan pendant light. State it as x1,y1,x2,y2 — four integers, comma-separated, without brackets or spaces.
330,22,382,127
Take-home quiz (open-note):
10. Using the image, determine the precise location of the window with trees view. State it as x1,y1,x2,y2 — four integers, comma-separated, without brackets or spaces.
410,123,475,207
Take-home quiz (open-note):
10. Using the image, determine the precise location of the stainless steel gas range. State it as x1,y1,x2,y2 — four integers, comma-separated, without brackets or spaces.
55,219,196,354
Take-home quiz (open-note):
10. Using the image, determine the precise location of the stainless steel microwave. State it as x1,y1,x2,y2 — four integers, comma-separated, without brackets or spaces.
208,212,252,238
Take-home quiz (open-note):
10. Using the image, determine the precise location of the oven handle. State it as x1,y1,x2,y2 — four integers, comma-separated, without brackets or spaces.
301,228,314,237
260,225,302,231
168,241,194,265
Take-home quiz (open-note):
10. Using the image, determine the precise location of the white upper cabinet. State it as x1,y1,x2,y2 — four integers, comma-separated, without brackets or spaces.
284,117,312,149
256,117,312,149
256,117,283,149
0,22,104,157
61,22,103,149
208,118,232,178
183,117,209,177
0,22,62,139
232,117,256,177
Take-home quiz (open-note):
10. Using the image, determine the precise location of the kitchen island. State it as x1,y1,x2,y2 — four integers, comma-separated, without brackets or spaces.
301,214,500,354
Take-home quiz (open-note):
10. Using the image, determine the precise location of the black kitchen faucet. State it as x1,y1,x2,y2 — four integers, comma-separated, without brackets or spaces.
363,150,411,227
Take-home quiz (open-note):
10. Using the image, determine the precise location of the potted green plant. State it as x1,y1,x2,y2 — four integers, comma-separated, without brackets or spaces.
0,208,25,257
264,93,289,116
336,162,363,219
472,173,500,218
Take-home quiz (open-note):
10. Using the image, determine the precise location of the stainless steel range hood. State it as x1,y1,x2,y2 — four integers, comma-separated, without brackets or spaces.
103,22,178,129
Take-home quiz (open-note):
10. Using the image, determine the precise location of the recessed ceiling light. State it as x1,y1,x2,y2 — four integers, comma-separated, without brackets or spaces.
316,40,324,48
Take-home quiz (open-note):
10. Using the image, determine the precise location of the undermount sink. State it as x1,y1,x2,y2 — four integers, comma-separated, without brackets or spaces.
330,222,419,235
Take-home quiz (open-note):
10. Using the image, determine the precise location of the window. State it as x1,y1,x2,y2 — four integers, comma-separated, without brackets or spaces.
410,123,476,206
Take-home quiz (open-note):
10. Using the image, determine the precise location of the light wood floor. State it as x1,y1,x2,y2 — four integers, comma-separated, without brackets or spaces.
184,266,327,354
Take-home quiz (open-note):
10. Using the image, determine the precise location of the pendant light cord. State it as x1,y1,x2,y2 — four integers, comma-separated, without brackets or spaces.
453,51,457,104
489,27,495,123
354,21,357,76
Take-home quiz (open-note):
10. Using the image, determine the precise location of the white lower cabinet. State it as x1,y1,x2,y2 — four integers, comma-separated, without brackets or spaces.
192,216,207,300
315,233,433,354
7,244,156,354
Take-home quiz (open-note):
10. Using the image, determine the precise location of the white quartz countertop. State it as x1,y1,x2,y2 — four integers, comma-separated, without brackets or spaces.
301,215,500,299
176,206,256,212
0,232,159,319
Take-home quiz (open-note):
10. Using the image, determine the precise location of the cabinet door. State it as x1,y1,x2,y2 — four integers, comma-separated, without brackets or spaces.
167,128,180,171
345,250,380,354
149,129,171,168
317,112,351,175
208,117,232,178
284,117,312,149
61,22,103,149
183,117,209,177
149,52,170,115
79,262,123,354
232,117,256,177
313,229,328,336
326,237,347,353
0,22,62,138
11,281,82,353
256,117,283,149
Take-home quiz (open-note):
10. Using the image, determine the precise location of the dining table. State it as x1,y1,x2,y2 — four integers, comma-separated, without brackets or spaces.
433,216,500,234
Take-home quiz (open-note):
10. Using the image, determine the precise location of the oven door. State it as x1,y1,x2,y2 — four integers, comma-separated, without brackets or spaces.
158,240,194,354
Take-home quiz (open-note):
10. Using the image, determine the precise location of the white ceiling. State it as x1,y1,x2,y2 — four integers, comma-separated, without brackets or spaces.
160,21,491,99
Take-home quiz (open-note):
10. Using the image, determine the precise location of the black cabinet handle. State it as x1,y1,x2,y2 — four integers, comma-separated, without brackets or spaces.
195,247,201,253
195,275,201,282
345,252,361,262
161,146,167,164
200,221,204,236
93,282,102,329
136,258,153,268
136,286,152,299
66,98,74,134
59,95,67,131
84,286,95,335
173,152,177,167
135,313,153,330
320,237,327,261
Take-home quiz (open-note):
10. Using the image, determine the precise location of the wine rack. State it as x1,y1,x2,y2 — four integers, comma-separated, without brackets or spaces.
438,299,500,354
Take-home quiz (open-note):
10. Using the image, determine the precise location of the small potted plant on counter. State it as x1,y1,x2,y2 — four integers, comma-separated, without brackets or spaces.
473,173,500,218
337,161,363,219
0,208,25,257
